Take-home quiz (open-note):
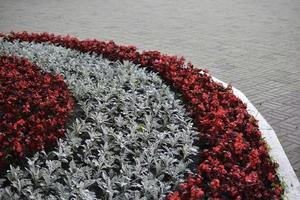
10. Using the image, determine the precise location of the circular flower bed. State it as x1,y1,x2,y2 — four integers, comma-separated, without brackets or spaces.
0,32,284,200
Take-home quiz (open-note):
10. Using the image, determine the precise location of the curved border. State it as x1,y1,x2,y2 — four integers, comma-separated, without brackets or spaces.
212,76,300,199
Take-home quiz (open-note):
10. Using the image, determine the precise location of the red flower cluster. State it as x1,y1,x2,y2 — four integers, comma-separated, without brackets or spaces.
0,55,74,169
1,32,284,199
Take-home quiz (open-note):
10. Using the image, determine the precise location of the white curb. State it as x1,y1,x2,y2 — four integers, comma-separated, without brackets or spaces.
212,76,300,200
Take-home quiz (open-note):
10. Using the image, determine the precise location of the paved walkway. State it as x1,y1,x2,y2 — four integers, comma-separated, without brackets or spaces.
0,0,299,178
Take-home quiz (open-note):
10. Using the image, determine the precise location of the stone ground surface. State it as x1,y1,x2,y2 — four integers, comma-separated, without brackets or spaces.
0,0,299,178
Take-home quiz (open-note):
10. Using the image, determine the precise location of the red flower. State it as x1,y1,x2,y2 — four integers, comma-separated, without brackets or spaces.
22,102,31,113
248,149,261,169
44,74,51,84
245,172,259,184
234,133,248,154
267,172,276,182
210,179,220,190
167,192,181,200
214,107,226,117
13,140,23,156
274,185,282,196
191,186,204,199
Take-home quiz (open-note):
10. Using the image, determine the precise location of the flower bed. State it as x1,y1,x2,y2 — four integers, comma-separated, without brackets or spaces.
0,40,198,199
0,32,284,199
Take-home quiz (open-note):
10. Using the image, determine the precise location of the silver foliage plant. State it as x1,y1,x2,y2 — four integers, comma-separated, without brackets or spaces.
0,41,199,200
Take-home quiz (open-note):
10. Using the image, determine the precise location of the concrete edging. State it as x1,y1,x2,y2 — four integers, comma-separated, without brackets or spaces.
212,76,300,199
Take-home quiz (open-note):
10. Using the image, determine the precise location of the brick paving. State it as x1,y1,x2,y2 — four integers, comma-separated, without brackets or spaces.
0,0,299,178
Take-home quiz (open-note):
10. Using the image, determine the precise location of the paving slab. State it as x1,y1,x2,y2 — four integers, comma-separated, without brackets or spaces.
0,0,299,179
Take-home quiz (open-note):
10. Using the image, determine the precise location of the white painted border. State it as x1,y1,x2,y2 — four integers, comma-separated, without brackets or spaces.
212,76,300,199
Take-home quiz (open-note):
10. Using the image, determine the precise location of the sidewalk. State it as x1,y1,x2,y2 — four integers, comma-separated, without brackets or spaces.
0,0,299,178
